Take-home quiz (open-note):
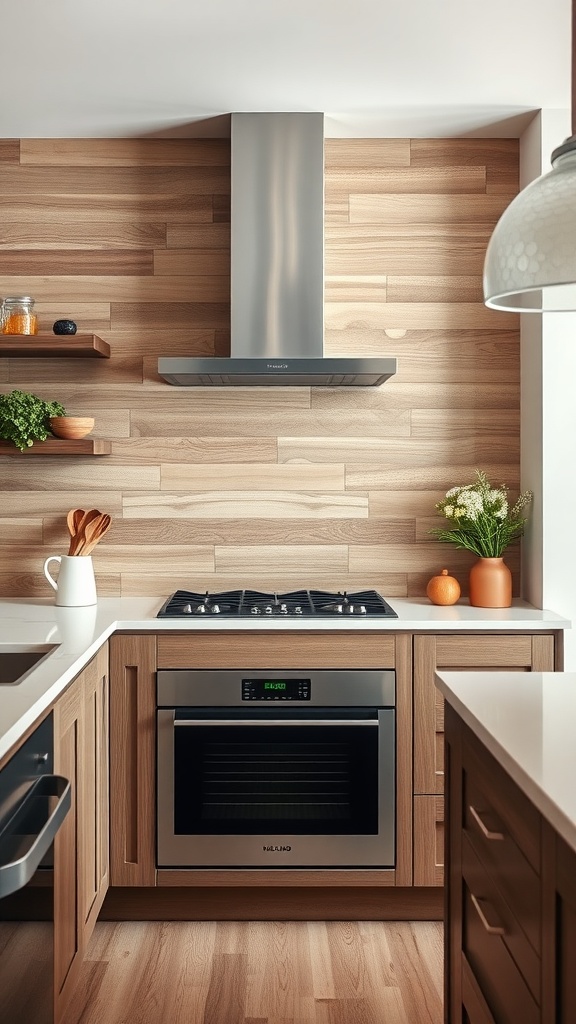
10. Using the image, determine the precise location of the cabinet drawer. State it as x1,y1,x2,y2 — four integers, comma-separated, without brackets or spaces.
463,832,540,1005
461,835,537,1019
435,635,534,667
463,749,541,954
414,795,444,886
461,954,497,1024
157,632,396,669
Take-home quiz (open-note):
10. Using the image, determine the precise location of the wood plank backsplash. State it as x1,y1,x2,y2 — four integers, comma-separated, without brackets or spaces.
0,137,521,599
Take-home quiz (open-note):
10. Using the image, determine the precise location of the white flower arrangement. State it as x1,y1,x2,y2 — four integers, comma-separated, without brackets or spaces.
431,470,532,557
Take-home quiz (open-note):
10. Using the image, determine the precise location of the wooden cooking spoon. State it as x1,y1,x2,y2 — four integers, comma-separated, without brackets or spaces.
70,508,102,555
66,507,86,554
66,507,84,536
80,513,111,556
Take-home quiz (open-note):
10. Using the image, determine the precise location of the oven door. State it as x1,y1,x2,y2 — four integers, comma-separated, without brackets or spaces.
0,714,71,1024
157,707,395,868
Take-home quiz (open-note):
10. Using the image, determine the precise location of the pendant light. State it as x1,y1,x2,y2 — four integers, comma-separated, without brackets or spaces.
483,3,576,311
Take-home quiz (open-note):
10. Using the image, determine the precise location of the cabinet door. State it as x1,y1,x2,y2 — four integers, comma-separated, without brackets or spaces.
414,795,444,887
556,836,576,1022
80,643,109,936
53,675,82,1019
413,633,555,887
109,634,156,886
53,647,110,1021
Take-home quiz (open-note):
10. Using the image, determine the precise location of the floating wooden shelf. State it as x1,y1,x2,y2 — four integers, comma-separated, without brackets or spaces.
0,334,110,358
0,438,111,456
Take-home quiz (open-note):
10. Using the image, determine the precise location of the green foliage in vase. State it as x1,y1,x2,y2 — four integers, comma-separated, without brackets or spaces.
431,470,533,558
0,389,66,451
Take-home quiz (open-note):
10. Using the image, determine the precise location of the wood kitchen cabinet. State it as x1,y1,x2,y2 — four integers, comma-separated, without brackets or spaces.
444,699,576,1023
108,631,414,891
104,628,560,915
413,633,556,887
80,644,110,936
53,643,109,1021
109,634,156,886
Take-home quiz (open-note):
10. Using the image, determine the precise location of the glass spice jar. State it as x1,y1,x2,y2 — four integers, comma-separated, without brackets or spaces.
1,296,39,335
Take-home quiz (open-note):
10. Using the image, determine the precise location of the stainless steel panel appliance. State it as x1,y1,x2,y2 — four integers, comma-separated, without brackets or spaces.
157,668,395,868
0,714,71,1024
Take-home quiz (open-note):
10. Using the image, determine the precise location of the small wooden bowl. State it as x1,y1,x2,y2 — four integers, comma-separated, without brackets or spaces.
50,416,95,440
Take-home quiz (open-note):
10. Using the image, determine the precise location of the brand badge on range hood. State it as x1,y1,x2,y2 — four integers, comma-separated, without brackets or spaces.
158,112,397,388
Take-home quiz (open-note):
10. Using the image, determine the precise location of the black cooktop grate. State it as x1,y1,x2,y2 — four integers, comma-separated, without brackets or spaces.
156,589,398,618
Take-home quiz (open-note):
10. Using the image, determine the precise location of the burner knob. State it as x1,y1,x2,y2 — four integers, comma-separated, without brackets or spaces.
359,605,367,615
182,604,193,614
211,604,220,614
250,606,260,615
335,604,344,614
295,606,303,614
280,606,288,615
264,605,273,615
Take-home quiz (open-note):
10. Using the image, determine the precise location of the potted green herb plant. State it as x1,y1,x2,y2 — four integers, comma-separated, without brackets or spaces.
0,389,66,451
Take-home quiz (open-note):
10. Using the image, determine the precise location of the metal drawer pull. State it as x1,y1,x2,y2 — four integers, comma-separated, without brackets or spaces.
175,719,378,727
469,804,504,841
470,893,506,936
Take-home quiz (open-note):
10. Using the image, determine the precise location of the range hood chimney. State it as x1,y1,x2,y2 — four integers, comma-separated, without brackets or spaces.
158,112,397,387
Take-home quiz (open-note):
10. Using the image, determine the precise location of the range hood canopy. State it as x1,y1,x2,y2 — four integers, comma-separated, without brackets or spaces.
158,112,397,388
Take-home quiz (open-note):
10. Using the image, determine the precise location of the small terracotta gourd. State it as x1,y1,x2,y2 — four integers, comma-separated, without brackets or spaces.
426,568,461,606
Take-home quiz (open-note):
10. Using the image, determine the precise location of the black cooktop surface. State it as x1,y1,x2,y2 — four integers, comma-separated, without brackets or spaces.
157,589,398,619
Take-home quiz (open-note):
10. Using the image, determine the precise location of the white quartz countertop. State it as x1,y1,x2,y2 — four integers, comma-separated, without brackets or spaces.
0,595,569,764
435,670,576,854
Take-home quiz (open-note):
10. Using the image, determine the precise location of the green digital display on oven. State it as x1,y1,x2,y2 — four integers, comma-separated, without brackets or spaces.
242,678,311,700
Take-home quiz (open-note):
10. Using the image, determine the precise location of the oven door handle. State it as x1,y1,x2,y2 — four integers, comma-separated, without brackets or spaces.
174,719,378,727
0,774,71,899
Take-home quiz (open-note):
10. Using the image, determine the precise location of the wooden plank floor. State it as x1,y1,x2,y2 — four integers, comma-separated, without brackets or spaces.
63,920,443,1024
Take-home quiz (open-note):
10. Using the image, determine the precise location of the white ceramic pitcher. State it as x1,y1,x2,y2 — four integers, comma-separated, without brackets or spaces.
43,554,97,607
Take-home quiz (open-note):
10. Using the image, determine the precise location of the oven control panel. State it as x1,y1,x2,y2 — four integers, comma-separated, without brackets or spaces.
242,678,311,700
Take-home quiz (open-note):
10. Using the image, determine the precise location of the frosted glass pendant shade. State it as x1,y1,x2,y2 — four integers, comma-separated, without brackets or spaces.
483,139,576,312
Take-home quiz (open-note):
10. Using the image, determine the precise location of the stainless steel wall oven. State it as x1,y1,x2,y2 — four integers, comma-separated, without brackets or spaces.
157,668,395,868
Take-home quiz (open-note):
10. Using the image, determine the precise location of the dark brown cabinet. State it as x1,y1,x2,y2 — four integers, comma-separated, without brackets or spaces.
445,700,576,1023
555,836,576,1022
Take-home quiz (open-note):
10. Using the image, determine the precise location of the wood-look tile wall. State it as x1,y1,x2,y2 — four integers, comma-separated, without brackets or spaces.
0,137,520,599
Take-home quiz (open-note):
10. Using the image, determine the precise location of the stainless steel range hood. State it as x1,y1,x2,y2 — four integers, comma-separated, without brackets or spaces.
158,112,397,387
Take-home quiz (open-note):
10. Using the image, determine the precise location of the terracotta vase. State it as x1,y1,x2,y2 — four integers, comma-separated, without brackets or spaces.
468,556,512,608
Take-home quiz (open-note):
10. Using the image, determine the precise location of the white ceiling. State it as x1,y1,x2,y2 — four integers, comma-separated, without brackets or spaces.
1,0,570,138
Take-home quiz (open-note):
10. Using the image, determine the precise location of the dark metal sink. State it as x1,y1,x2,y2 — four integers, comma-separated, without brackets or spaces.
0,644,59,685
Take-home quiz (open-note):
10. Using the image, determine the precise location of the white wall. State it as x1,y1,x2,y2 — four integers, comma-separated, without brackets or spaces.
520,108,576,666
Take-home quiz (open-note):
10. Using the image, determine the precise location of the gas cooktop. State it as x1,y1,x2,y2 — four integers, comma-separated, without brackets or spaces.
157,589,398,618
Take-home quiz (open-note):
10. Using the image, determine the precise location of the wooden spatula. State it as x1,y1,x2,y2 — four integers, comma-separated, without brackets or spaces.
67,508,86,555
70,508,102,555
80,513,111,556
